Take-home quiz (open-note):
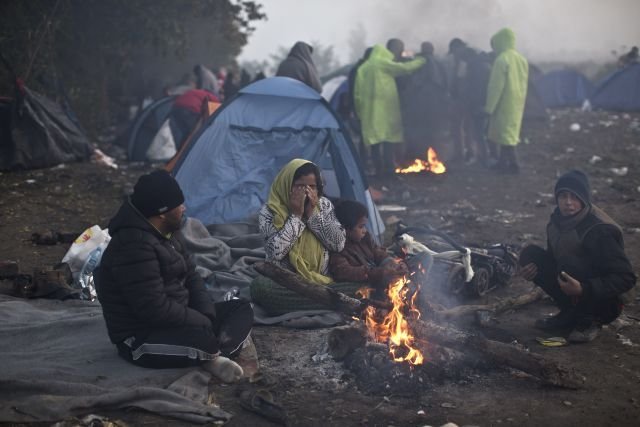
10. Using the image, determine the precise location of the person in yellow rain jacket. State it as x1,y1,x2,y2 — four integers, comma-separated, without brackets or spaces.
484,28,528,174
354,43,425,177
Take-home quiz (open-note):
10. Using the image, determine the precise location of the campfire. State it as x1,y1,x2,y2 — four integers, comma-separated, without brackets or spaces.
357,275,424,366
395,147,446,174
254,262,585,396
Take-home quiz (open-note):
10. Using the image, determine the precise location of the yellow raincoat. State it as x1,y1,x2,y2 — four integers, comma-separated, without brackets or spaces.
354,45,425,146
485,28,529,146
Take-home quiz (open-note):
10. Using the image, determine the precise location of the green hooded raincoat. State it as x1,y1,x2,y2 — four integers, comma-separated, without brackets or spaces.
354,45,425,146
485,28,529,146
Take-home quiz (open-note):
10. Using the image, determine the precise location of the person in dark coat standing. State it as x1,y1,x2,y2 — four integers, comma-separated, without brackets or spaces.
276,41,322,92
459,47,494,165
519,170,636,343
398,41,450,161
95,170,253,381
446,37,469,163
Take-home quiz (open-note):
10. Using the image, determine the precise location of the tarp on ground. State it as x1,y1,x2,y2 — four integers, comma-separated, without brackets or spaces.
0,295,230,424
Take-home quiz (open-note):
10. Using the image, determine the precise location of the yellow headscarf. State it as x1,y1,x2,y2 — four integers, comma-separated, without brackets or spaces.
266,159,333,285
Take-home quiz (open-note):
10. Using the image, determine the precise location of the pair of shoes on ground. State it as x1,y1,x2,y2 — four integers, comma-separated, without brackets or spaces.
535,309,601,343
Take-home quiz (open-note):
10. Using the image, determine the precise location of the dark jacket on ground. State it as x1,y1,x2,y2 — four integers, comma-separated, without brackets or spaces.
95,200,216,344
276,42,322,92
329,233,393,286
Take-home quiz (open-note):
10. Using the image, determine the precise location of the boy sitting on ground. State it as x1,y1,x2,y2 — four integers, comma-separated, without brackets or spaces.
329,200,407,292
519,170,636,343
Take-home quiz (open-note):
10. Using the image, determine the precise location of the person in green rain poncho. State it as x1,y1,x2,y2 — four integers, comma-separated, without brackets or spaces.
484,27,529,174
354,44,426,176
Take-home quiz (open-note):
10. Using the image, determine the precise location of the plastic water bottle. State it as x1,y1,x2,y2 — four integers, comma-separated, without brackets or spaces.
78,246,104,300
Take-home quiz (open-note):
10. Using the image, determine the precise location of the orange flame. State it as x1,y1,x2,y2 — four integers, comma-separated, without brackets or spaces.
395,147,446,174
356,286,373,299
360,276,424,365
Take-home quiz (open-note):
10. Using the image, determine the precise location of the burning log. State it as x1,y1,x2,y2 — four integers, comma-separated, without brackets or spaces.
254,262,583,389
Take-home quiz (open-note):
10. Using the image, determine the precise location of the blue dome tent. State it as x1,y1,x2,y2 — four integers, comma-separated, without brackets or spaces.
590,64,640,111
535,69,593,108
171,77,384,241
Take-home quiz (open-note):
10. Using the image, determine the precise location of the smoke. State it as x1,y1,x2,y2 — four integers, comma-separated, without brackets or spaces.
361,0,640,62
240,0,639,69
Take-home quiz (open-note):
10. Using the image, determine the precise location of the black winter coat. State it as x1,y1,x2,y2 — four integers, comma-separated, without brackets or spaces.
95,200,216,344
546,205,636,303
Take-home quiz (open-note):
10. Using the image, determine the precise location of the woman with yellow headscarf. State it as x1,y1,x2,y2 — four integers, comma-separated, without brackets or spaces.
251,159,353,315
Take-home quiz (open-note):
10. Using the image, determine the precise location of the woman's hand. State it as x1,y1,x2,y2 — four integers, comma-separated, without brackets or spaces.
289,185,306,218
303,185,319,220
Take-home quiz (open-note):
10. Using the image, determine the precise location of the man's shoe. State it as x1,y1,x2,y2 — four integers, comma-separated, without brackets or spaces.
568,322,601,343
534,308,577,331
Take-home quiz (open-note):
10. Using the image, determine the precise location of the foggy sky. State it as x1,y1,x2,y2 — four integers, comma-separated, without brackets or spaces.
239,0,640,64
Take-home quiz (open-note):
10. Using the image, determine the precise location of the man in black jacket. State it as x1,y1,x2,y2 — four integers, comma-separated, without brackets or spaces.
520,170,636,343
95,170,253,381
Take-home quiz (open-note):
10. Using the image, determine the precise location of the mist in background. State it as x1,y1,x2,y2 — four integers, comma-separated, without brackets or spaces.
239,0,640,65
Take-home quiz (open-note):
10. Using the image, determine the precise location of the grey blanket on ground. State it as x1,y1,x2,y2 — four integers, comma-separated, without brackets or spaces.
0,295,230,424
181,217,345,328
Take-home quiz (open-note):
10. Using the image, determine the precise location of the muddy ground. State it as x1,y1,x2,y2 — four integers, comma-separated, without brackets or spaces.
1,108,640,426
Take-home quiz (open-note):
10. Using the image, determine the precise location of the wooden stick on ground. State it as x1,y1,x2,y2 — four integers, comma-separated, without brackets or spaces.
434,288,546,320
410,319,583,389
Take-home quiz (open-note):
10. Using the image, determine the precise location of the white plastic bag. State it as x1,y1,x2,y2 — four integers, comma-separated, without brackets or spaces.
61,225,111,273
